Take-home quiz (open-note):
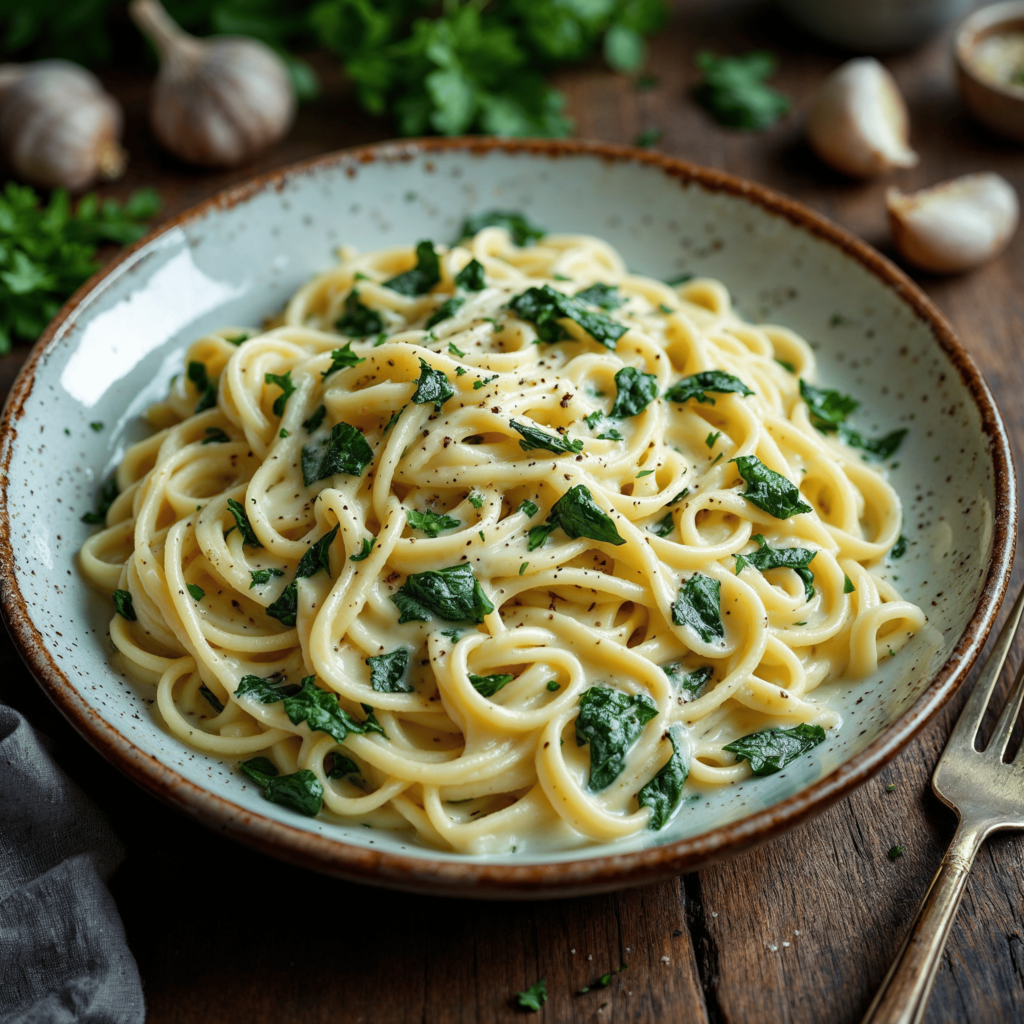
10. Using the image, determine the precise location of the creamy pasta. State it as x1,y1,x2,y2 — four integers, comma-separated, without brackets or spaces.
78,217,925,854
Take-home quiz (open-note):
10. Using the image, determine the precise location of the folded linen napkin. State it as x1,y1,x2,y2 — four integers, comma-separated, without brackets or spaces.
0,705,144,1024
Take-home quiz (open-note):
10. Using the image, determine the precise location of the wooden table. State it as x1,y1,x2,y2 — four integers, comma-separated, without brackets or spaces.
4,2,1024,1020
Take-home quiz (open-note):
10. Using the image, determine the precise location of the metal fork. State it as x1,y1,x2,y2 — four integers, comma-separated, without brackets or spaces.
862,584,1024,1024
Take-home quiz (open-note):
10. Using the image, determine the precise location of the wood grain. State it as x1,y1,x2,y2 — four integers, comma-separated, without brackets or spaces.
2,1,1023,1021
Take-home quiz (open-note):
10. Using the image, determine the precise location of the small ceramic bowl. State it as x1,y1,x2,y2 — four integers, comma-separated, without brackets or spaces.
0,139,1015,898
955,1,1024,143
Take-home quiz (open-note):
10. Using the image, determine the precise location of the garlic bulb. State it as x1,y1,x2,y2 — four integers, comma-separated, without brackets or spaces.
129,0,295,168
0,60,126,191
887,173,1019,274
806,58,918,178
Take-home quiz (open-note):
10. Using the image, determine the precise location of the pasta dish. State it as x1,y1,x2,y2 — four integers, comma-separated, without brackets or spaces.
78,213,924,854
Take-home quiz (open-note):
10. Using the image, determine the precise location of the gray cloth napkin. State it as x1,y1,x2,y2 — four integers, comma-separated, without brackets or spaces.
0,705,144,1024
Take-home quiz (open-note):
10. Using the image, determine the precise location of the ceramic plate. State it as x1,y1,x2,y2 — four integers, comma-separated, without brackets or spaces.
0,139,1015,897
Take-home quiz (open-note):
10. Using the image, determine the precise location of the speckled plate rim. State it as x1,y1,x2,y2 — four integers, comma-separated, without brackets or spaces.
0,137,1016,899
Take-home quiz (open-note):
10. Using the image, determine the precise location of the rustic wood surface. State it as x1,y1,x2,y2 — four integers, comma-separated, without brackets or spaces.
3,1,1024,1021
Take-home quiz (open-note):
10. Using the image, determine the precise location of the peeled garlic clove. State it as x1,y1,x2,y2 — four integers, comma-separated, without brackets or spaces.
806,58,918,178
887,173,1019,274
129,0,295,168
0,59,126,191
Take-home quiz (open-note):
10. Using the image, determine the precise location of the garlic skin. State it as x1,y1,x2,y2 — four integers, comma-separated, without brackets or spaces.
0,60,126,191
887,173,1019,274
129,0,295,168
806,58,918,178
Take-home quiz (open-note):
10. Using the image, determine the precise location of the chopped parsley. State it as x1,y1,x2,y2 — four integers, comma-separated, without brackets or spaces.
448,341,466,357
300,422,375,486
226,498,263,547
509,284,628,349
610,365,659,418
693,50,791,130
527,484,624,550
574,282,623,310
518,499,539,517
249,567,285,589
723,723,826,775
515,978,547,1012
468,492,484,509
302,405,327,433
705,430,721,448
672,573,724,644
663,370,754,405
187,360,217,413
263,371,295,417
112,589,136,621
426,295,465,328
510,418,584,455
663,664,713,700
473,374,498,390
411,358,454,412
202,427,230,444
384,240,440,295
336,290,384,337
366,648,412,693
546,680,560,691
391,563,494,624
731,455,812,519
322,342,365,379
459,210,545,247
638,729,688,829
350,536,376,561
406,508,460,537
576,686,659,790
238,757,323,817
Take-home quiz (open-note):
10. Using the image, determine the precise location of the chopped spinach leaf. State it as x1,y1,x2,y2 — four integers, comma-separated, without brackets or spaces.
351,536,376,561
301,422,374,486
473,374,498,390
667,488,690,506
198,684,223,713
610,365,659,418
187,360,217,413
706,430,721,448
694,51,791,130
731,455,812,519
799,379,859,428
575,282,623,310
249,567,285,589
839,425,908,462
546,680,561,691
202,427,230,444
328,753,360,779
575,686,658,790
112,589,136,621
459,211,545,247
527,523,557,550
663,370,754,405
470,672,515,697
383,407,403,433
775,358,796,373
454,258,486,290
425,295,465,329
366,648,412,693
735,534,816,601
322,342,365,379
284,676,384,745
411,357,454,412
235,674,300,703
663,664,713,699
723,723,826,775
186,583,205,601
649,512,674,537
671,573,724,643
638,729,688,829
296,525,340,579
391,563,495,624
266,583,298,627
888,844,904,861
510,418,583,455
530,484,625,550
509,284,628,349
226,498,263,547
264,371,295,416
336,290,384,337
407,508,460,537
384,240,440,296
302,405,327,433
81,475,118,524
238,757,323,817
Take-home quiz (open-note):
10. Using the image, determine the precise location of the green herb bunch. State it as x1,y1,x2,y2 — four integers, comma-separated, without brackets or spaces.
0,184,160,353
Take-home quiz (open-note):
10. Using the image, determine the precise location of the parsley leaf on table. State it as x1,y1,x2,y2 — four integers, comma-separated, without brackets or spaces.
516,978,547,1012
693,51,791,130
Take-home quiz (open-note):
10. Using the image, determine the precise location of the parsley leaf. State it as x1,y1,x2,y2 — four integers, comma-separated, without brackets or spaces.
576,686,659,790
663,664,713,700
426,295,466,328
301,422,374,486
663,370,754,405
891,535,909,559
411,358,454,412
459,211,545,246
366,648,412,693
407,508,460,537
530,484,625,550
735,534,817,601
351,536,376,561
510,284,628,348
188,360,217,413
638,729,689,829
470,673,515,697
112,589,136,621
264,371,295,416
518,499,539,517
302,405,327,433
226,498,263,547
516,979,547,1012
384,240,440,295
235,674,301,704
575,282,623,310
672,573,724,643
610,366,659,418
844,573,856,594
284,676,384,745
186,583,205,601
392,563,494,624
454,258,486,290
336,290,384,337
723,723,826,775
510,418,584,455
468,492,484,508
322,342,365,379
81,475,118,524
249,567,285,589
693,51,791,130
731,455,812,519
239,757,323,817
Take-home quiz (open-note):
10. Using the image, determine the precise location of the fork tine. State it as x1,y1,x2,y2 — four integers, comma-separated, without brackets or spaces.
946,584,1024,752
990,657,1024,758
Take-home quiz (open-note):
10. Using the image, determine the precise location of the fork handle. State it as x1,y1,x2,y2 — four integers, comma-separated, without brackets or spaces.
860,820,987,1024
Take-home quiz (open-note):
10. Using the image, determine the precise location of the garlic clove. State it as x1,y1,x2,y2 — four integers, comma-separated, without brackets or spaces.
806,58,918,178
0,59,126,192
887,173,1019,274
129,0,295,169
